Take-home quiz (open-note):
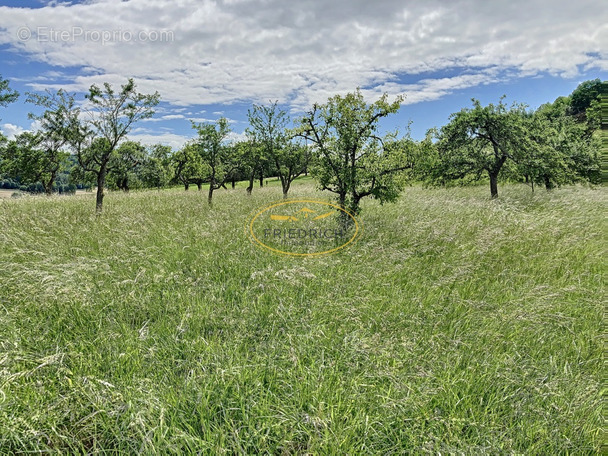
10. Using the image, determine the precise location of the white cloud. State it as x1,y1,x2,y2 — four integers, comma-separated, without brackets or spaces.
142,113,186,122
127,132,189,150
128,130,247,149
227,131,248,143
0,0,605,113
1,123,25,140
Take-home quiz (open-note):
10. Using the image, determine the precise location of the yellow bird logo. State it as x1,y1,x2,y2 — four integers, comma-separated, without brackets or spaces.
269,207,335,222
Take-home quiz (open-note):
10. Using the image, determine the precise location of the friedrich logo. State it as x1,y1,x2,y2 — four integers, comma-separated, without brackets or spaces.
247,200,361,257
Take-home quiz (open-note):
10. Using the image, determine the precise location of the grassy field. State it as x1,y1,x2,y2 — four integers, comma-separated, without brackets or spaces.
0,189,94,199
0,180,604,454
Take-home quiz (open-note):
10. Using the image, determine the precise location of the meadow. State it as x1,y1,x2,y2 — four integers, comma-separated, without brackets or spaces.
0,180,604,454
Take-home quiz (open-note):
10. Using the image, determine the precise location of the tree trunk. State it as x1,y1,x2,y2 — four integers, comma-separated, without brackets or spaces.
350,195,362,216
184,182,189,191
120,177,129,192
544,175,554,191
489,171,499,199
96,165,107,213
338,192,346,210
336,193,354,229
246,170,255,195
488,148,507,199
279,175,288,199
232,178,236,189
44,176,54,196
197,182,202,191
208,186,214,205
259,172,264,188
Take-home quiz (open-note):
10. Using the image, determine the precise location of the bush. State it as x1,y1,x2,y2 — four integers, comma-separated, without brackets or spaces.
0,178,19,189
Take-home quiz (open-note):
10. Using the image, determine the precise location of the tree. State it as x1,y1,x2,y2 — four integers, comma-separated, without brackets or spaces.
107,140,146,192
25,90,78,194
434,97,530,198
520,104,599,190
0,75,18,154
0,90,75,195
565,79,604,140
1,131,69,194
297,89,409,215
74,79,159,213
224,141,249,189
0,74,19,113
569,79,602,118
239,138,263,194
601,82,608,184
141,144,173,189
247,101,307,198
191,117,238,204
171,142,207,191
274,140,308,197
508,90,602,191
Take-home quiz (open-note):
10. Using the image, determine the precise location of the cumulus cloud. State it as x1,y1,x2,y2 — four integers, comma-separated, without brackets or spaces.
128,129,247,150
0,0,605,113
1,123,25,140
126,132,190,150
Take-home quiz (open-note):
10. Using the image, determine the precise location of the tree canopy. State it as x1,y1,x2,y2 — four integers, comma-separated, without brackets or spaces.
247,101,307,198
75,79,160,212
297,89,409,215
0,77,603,210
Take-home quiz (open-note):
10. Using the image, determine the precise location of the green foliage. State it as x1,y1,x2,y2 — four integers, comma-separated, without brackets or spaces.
432,97,531,198
507,83,603,190
565,79,604,140
106,142,173,192
297,88,408,214
247,101,307,197
84,79,160,149
106,141,146,191
0,74,19,114
524,106,600,188
431,93,601,196
237,137,267,193
569,78,602,118
76,79,160,212
6,79,601,201
191,117,238,203
0,131,69,194
601,82,608,183
141,144,174,189
171,142,208,190
73,136,110,181
0,89,80,195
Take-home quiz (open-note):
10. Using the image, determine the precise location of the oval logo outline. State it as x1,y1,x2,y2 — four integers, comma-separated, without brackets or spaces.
247,199,361,257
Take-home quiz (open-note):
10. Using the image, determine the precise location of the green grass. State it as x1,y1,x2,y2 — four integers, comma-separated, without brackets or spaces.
0,182,604,454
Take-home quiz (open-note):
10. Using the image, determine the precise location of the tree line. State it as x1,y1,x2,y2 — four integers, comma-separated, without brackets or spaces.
0,75,603,214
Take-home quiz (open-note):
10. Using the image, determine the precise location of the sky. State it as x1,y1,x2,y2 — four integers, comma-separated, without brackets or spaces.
0,0,606,149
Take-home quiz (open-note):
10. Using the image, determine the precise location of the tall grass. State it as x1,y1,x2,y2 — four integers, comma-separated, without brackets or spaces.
0,182,604,454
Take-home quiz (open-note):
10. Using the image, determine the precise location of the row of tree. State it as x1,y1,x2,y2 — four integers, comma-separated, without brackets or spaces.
0,75,603,215
418,81,602,198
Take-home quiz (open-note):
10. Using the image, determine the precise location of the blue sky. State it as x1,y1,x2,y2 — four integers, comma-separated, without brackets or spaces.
0,0,606,147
